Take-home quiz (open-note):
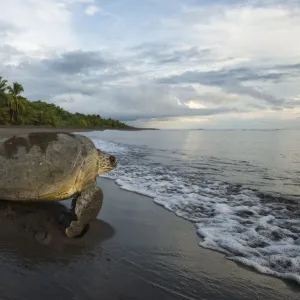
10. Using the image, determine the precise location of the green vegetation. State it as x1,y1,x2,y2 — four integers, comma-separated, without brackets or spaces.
0,76,135,129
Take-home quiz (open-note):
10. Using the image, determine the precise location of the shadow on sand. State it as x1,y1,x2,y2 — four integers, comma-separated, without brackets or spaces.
0,199,115,265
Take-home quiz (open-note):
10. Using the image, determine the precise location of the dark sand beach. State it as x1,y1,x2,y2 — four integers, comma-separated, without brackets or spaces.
0,126,94,138
0,128,299,299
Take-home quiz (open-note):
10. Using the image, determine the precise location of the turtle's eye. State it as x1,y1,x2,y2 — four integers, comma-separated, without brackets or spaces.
109,155,117,168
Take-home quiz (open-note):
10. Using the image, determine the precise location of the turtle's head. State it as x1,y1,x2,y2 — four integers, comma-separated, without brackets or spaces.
96,149,118,174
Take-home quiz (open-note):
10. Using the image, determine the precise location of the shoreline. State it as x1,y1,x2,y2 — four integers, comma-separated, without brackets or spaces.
0,177,298,299
0,126,95,138
101,178,300,290
0,126,157,140
0,125,157,137
0,127,299,299
94,178,300,299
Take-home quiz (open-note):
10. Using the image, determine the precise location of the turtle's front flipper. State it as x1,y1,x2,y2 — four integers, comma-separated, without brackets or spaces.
66,184,103,238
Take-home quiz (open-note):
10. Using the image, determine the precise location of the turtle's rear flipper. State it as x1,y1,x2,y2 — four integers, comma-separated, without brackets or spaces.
65,184,103,238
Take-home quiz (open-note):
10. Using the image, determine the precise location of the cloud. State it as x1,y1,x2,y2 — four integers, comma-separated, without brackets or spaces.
0,21,22,38
0,0,300,129
131,44,212,65
0,0,75,54
115,107,243,121
159,66,287,85
0,44,297,125
186,91,240,105
158,66,288,106
276,63,300,70
162,1,300,62
49,88,243,121
65,0,94,3
43,50,117,74
222,81,284,106
84,5,100,16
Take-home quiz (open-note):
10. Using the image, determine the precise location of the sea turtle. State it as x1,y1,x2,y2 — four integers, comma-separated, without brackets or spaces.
0,132,117,238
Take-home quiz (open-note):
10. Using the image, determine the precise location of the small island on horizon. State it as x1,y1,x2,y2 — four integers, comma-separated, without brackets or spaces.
0,76,138,131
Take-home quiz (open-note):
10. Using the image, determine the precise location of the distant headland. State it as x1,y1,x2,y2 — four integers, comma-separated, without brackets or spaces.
0,76,145,130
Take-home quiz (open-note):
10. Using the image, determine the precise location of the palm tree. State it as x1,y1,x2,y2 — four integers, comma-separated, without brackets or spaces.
7,82,25,123
0,76,8,97
15,96,27,123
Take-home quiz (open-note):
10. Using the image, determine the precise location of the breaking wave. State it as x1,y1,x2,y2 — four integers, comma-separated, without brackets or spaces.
85,135,300,285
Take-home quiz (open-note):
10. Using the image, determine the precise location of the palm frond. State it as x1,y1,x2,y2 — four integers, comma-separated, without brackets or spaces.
0,77,8,94
18,98,26,114
7,86,13,94
12,82,24,95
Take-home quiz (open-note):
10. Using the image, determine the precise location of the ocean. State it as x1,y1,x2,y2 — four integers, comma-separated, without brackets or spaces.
80,129,300,284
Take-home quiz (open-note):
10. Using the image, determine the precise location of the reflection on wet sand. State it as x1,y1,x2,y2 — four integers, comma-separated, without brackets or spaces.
0,199,115,265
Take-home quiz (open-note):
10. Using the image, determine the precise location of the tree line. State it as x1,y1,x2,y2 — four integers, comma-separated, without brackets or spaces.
0,76,134,129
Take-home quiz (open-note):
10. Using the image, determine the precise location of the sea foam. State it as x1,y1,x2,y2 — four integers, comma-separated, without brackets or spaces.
85,135,300,285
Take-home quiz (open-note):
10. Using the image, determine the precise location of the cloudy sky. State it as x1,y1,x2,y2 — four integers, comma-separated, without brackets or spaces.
0,0,300,129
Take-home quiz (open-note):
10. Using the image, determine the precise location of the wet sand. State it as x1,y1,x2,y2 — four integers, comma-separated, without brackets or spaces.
0,128,299,299
0,177,299,299
0,125,145,139
0,126,94,138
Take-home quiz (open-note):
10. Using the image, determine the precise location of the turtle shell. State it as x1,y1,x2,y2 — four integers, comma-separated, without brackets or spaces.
0,132,98,201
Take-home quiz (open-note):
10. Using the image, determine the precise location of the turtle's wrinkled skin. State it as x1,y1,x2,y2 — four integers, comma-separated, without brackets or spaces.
0,132,117,237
